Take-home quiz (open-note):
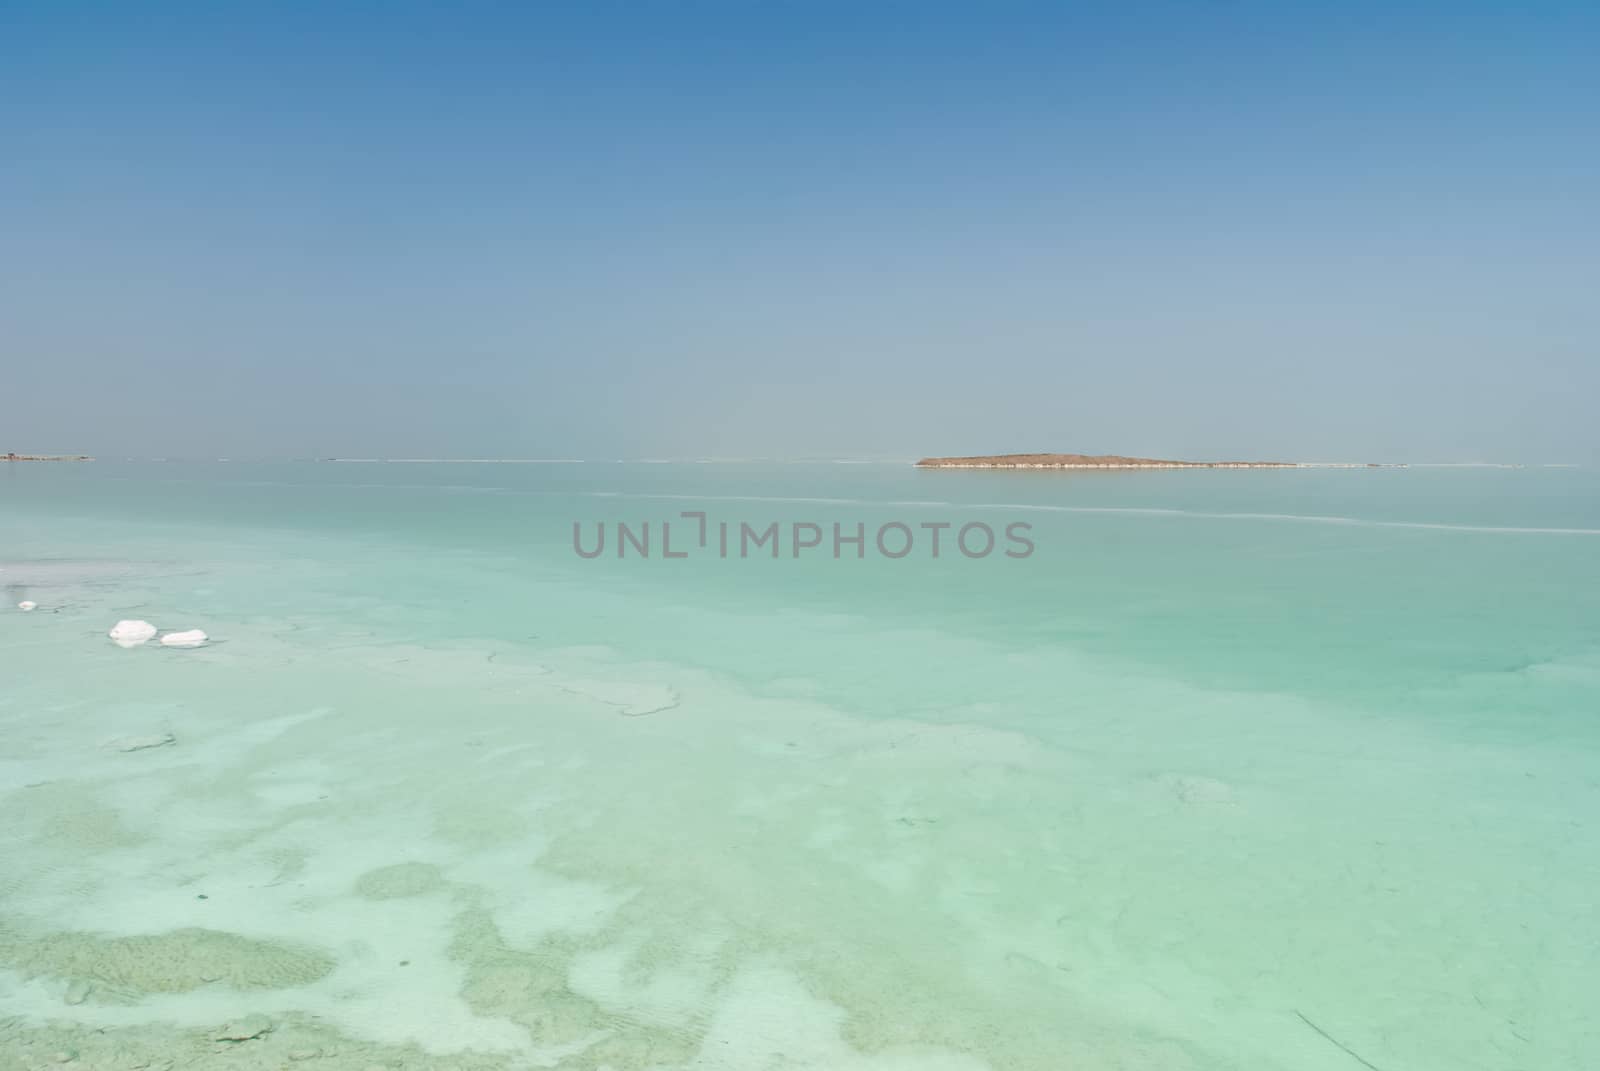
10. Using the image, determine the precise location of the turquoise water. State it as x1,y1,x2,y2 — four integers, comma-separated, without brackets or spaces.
2,461,1597,1069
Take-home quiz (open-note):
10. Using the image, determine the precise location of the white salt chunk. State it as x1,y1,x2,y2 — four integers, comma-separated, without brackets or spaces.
17,601,36,611
160,629,208,648
108,619,158,648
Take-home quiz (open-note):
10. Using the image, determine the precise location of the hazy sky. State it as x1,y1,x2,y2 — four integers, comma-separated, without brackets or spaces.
3,2,1597,462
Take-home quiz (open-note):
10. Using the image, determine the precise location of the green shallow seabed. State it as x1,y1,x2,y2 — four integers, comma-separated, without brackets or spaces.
0,462,1597,1070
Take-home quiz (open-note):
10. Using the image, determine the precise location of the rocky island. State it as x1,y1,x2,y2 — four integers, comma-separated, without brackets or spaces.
4,452,94,461
916,453,1380,469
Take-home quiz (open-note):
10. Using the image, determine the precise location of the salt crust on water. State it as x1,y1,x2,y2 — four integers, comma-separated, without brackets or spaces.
0,621,1325,1071
552,677,679,716
160,629,208,648
0,631,1040,1068
0,659,1007,1070
15,606,1572,1070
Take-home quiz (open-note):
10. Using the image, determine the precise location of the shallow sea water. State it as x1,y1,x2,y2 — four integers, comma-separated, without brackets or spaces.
1,461,1597,1070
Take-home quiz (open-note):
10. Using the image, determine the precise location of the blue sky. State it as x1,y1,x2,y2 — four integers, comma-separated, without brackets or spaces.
3,2,1597,461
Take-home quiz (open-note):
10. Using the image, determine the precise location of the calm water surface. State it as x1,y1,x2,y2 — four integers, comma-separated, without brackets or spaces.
2,461,1596,1069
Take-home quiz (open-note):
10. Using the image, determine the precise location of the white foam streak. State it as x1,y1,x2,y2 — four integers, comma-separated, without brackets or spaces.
572,492,1600,535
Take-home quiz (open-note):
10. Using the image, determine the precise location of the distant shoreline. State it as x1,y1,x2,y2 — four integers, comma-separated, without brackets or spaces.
916,453,1395,470
3,453,93,462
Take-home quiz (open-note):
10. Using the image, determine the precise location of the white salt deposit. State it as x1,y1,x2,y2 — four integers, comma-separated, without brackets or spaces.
108,619,158,648
17,600,37,611
159,629,208,648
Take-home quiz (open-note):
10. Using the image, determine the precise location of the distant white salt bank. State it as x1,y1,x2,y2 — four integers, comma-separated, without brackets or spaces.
108,619,158,648
327,457,586,463
160,628,208,648
17,600,36,611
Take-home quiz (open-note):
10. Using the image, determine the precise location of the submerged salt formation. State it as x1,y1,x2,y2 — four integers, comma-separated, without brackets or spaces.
108,619,158,648
353,861,447,900
0,926,337,996
0,1015,515,1071
100,732,176,752
160,628,208,648
212,1015,274,1042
